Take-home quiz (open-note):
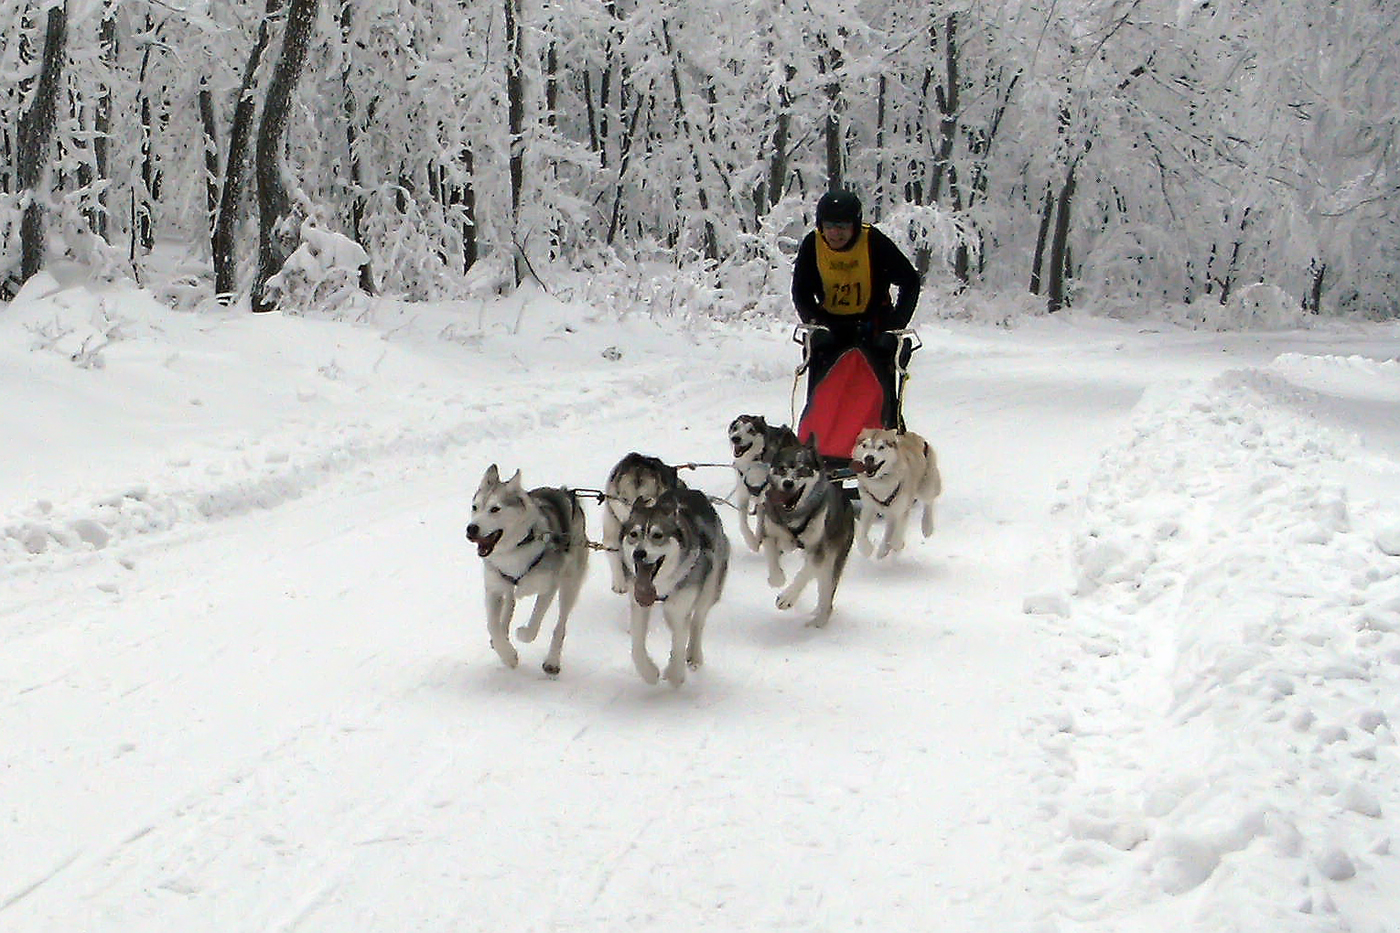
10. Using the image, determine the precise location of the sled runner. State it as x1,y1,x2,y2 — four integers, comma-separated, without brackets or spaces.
794,324,920,483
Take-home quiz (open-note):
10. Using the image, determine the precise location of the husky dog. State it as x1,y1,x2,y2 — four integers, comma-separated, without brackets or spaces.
759,434,855,627
851,428,942,559
466,465,588,675
620,488,729,686
728,414,799,552
602,452,687,594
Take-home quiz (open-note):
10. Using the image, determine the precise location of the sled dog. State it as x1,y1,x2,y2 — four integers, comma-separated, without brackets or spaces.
602,452,687,594
619,487,730,686
466,464,588,675
728,414,799,552
759,434,855,627
851,428,942,559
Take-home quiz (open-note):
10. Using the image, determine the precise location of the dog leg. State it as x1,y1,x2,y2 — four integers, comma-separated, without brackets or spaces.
542,559,585,677
603,506,628,594
736,490,763,552
485,589,519,669
776,559,815,611
921,500,936,538
763,536,786,587
686,601,712,671
630,601,660,685
661,598,694,687
855,499,877,557
808,555,838,628
878,510,908,559
515,583,558,643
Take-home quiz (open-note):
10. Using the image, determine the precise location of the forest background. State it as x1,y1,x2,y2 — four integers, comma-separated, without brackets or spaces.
2,0,1397,322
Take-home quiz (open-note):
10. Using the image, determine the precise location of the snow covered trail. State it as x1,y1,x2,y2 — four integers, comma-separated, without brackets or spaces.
3,303,1398,932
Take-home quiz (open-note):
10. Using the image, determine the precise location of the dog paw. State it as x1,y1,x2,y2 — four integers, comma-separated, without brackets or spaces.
515,625,539,643
857,538,874,557
494,646,520,669
635,660,660,685
610,580,628,595
542,660,561,676
806,611,831,628
776,591,798,611
664,663,686,687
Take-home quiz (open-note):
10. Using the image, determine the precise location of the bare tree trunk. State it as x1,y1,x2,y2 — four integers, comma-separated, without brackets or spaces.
252,0,319,312
454,145,478,273
605,94,647,246
1046,165,1076,313
1029,185,1052,295
927,14,959,206
198,78,220,257
661,20,717,263
17,4,68,286
766,68,794,209
338,0,373,293
818,37,843,191
1305,259,1326,314
505,0,525,285
214,0,283,303
92,12,116,242
131,12,166,264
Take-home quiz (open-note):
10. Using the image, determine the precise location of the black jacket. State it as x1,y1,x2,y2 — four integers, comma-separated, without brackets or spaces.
791,225,921,334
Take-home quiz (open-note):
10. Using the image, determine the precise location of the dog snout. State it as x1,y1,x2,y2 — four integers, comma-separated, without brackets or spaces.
632,548,647,563
466,522,480,540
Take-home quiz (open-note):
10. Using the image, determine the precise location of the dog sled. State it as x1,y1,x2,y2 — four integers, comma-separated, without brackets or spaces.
793,324,920,484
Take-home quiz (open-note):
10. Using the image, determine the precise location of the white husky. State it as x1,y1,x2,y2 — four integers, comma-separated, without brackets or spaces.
850,427,941,559
466,465,588,675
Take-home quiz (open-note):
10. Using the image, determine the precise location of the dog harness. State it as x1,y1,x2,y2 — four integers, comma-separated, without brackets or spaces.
814,224,874,316
869,482,902,509
494,491,573,585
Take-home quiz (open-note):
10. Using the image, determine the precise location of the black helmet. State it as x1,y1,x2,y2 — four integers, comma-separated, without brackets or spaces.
816,190,862,227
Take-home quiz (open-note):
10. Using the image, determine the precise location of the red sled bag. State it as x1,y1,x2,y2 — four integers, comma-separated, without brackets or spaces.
798,347,885,462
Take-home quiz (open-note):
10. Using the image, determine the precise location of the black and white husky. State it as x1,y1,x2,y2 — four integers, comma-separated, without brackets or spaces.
759,434,855,628
727,414,798,552
466,464,588,675
602,452,687,594
620,487,729,686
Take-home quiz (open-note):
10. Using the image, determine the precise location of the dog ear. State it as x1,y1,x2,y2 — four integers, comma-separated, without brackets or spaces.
483,463,500,485
503,469,523,490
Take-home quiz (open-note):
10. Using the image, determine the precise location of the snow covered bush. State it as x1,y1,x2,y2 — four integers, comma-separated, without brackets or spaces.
263,220,370,316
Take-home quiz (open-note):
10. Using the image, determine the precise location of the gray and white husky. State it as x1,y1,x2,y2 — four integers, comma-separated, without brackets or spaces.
466,464,588,675
602,452,687,594
620,487,729,686
759,434,855,628
727,414,798,552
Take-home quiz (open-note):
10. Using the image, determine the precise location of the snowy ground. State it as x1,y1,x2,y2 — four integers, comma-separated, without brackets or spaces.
2,272,1399,932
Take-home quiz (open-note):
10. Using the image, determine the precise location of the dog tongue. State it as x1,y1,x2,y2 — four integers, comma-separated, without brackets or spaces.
634,563,659,607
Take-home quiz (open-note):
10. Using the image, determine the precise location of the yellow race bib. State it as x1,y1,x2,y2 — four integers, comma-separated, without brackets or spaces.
815,224,874,315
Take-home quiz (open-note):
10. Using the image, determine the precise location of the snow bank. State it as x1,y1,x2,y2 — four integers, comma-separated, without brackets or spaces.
1032,360,1400,932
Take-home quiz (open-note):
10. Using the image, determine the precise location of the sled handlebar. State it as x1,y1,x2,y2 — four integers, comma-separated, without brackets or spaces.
791,324,921,361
